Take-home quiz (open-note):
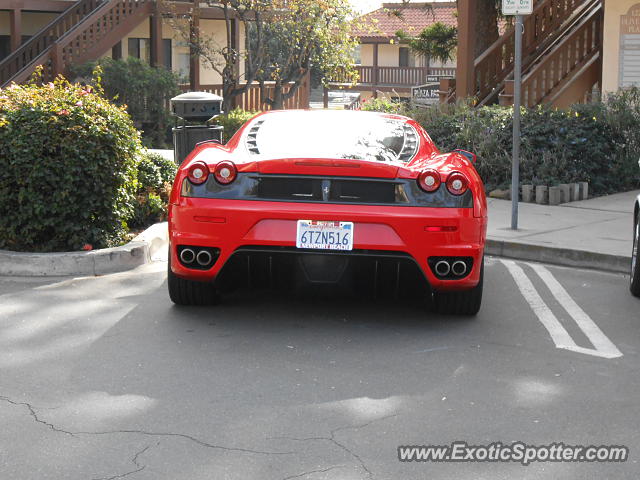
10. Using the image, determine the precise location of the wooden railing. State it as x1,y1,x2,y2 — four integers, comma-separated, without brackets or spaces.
329,65,456,87
187,81,310,111
0,0,103,86
502,1,602,107
52,0,153,77
473,0,594,104
355,66,374,84
1,0,153,86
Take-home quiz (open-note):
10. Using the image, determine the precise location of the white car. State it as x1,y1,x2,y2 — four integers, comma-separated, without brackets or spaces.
632,162,640,297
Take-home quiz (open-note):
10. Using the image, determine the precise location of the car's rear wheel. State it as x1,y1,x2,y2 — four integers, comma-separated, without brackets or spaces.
168,255,219,306
432,258,483,315
630,210,640,297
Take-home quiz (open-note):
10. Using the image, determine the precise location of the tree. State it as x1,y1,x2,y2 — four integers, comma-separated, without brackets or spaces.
163,0,271,113
396,22,457,68
164,0,358,111
387,0,501,60
253,0,359,109
72,57,180,147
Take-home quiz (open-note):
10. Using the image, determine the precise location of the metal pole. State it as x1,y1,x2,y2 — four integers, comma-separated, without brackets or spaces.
511,15,523,230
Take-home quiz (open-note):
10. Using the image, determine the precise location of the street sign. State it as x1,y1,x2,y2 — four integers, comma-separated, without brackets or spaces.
411,76,451,107
502,0,532,15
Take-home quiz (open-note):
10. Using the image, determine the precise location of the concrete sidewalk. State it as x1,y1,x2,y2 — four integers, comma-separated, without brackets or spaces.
486,190,639,273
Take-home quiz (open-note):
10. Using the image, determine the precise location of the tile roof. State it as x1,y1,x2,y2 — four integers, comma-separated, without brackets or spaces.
354,2,458,40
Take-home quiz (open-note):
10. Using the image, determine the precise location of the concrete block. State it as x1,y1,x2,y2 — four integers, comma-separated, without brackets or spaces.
522,185,534,203
548,186,561,205
489,188,511,200
558,184,571,203
535,185,548,204
569,183,580,202
579,182,589,200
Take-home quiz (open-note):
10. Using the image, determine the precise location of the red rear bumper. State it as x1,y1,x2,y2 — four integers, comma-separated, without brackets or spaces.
169,198,487,291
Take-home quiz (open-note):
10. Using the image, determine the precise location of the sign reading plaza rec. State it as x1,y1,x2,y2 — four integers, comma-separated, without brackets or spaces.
411,76,445,107
502,0,533,15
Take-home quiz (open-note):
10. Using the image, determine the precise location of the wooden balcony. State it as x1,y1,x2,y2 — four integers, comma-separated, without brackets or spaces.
329,65,456,93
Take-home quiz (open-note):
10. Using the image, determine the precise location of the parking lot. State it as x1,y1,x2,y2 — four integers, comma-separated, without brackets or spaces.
1,257,639,479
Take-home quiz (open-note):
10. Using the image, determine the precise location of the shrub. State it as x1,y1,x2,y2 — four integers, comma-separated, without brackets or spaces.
72,58,181,148
130,152,177,229
360,96,408,114
214,108,260,142
0,72,141,252
409,99,638,195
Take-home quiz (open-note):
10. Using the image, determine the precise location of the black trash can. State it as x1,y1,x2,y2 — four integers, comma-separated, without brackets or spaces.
170,92,224,165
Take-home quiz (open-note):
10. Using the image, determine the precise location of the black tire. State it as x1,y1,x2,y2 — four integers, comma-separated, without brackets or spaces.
631,209,640,297
433,258,484,315
168,259,219,306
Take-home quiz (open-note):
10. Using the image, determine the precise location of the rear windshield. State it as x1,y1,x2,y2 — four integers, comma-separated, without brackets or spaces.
246,112,419,163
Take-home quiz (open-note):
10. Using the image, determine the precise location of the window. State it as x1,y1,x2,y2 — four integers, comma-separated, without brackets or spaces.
176,51,190,78
351,45,362,65
0,36,10,61
399,47,410,68
0,35,31,60
248,111,421,163
128,38,149,62
163,39,172,70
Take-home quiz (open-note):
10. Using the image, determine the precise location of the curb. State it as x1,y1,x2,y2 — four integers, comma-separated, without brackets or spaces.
0,222,168,277
0,223,628,276
486,238,631,274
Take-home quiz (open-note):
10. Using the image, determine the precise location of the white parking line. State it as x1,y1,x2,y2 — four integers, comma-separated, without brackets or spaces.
500,259,622,359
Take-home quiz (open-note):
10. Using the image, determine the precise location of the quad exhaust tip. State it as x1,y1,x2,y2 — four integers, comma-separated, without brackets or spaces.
434,260,451,277
451,260,467,276
180,248,196,264
196,250,213,266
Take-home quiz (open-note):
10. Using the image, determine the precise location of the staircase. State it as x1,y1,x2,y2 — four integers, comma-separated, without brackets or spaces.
500,0,602,107
0,0,153,88
460,0,603,108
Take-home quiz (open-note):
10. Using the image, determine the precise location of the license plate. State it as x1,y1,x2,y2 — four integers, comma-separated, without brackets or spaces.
296,220,354,250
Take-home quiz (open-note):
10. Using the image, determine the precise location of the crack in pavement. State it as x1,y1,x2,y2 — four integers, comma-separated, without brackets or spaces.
283,465,345,480
92,443,156,480
0,394,296,457
0,395,75,436
270,414,398,479
75,429,296,456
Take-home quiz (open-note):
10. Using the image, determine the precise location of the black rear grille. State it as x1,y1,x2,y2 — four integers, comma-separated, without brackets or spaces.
257,177,322,201
329,180,397,203
183,173,473,208
254,177,403,204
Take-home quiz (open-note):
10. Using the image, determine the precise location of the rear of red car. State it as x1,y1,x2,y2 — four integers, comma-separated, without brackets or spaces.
168,110,487,314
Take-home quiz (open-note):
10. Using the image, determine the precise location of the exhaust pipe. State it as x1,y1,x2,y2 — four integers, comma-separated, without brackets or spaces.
196,249,213,267
434,260,451,277
451,260,467,276
180,248,195,264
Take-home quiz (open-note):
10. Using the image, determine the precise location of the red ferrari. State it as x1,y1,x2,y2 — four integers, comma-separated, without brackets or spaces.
168,110,487,314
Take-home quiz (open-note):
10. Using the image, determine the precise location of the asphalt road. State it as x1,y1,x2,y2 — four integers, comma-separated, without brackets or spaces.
0,257,639,479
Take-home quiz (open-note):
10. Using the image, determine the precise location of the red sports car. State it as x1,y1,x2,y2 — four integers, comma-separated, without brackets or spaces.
168,110,487,314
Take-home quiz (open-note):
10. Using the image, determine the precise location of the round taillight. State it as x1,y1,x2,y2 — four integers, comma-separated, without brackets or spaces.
446,172,469,195
214,161,237,185
187,161,209,185
417,169,441,192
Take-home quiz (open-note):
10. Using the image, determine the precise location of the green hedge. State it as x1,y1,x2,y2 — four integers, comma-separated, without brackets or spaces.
130,152,177,229
214,108,260,142
72,58,181,148
0,74,142,252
